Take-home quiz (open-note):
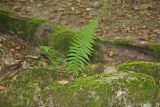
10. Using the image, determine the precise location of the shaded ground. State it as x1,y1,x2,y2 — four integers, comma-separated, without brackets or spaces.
0,0,160,72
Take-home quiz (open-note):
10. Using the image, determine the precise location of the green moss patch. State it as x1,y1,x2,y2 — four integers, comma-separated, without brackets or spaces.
111,37,134,46
0,8,46,39
27,18,46,38
0,8,13,15
149,42,160,59
51,25,75,55
0,68,59,107
65,72,156,107
90,41,104,63
117,61,160,85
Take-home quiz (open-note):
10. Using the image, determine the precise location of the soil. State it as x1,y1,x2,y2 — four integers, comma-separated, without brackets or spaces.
0,0,160,76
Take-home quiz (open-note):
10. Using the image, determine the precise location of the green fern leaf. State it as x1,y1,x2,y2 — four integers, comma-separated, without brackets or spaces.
67,18,98,76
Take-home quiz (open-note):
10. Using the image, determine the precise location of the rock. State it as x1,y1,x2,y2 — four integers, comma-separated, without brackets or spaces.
117,61,160,85
51,25,75,56
0,70,158,107
63,72,157,107
0,68,59,107
34,23,53,45
104,65,117,73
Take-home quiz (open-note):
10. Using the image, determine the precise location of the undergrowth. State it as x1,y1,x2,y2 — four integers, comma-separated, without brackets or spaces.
38,18,99,77
38,46,65,70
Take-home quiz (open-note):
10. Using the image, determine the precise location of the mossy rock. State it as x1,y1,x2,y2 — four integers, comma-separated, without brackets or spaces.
117,61,160,85
50,26,104,62
27,18,46,38
0,8,46,39
51,25,75,55
0,70,158,107
0,68,59,107
39,72,157,107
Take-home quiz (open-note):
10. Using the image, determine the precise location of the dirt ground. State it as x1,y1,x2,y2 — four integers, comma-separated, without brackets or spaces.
0,0,160,74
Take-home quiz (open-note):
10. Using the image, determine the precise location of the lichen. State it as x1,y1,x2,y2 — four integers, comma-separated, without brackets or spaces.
117,61,160,85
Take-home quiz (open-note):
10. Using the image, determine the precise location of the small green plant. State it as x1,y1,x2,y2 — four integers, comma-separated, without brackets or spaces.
38,18,99,77
38,46,65,70
103,0,111,20
66,18,99,76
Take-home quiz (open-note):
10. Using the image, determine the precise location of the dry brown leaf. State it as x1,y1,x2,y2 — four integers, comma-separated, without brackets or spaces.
0,86,6,90
0,43,2,48
15,45,23,50
58,80,69,85
108,51,116,58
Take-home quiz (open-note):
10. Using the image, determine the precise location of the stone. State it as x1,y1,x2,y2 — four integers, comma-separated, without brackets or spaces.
1,70,157,107
117,61,160,85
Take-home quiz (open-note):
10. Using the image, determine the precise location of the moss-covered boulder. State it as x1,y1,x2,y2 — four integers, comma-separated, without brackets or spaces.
63,72,157,107
0,8,46,39
0,68,58,107
117,61,160,85
1,70,158,107
38,72,158,107
51,25,75,55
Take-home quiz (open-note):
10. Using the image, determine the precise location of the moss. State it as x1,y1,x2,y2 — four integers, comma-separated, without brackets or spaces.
117,61,160,85
0,8,27,37
64,72,157,107
51,25,75,55
111,37,134,46
27,18,46,38
0,8,12,31
149,42,160,59
0,8,13,16
0,8,46,39
0,68,59,107
90,41,104,63
37,72,156,107
0,71,157,107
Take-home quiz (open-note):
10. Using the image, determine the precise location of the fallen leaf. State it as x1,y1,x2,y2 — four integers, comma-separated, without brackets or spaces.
108,51,116,58
58,80,69,85
0,86,6,90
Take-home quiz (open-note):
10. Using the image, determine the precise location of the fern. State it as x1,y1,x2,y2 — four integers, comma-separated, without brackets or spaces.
67,18,99,76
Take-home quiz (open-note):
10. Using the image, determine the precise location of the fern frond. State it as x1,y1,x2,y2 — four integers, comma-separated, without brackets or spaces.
67,18,99,76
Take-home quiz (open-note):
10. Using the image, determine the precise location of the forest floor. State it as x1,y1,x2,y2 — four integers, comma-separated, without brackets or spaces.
0,0,160,76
